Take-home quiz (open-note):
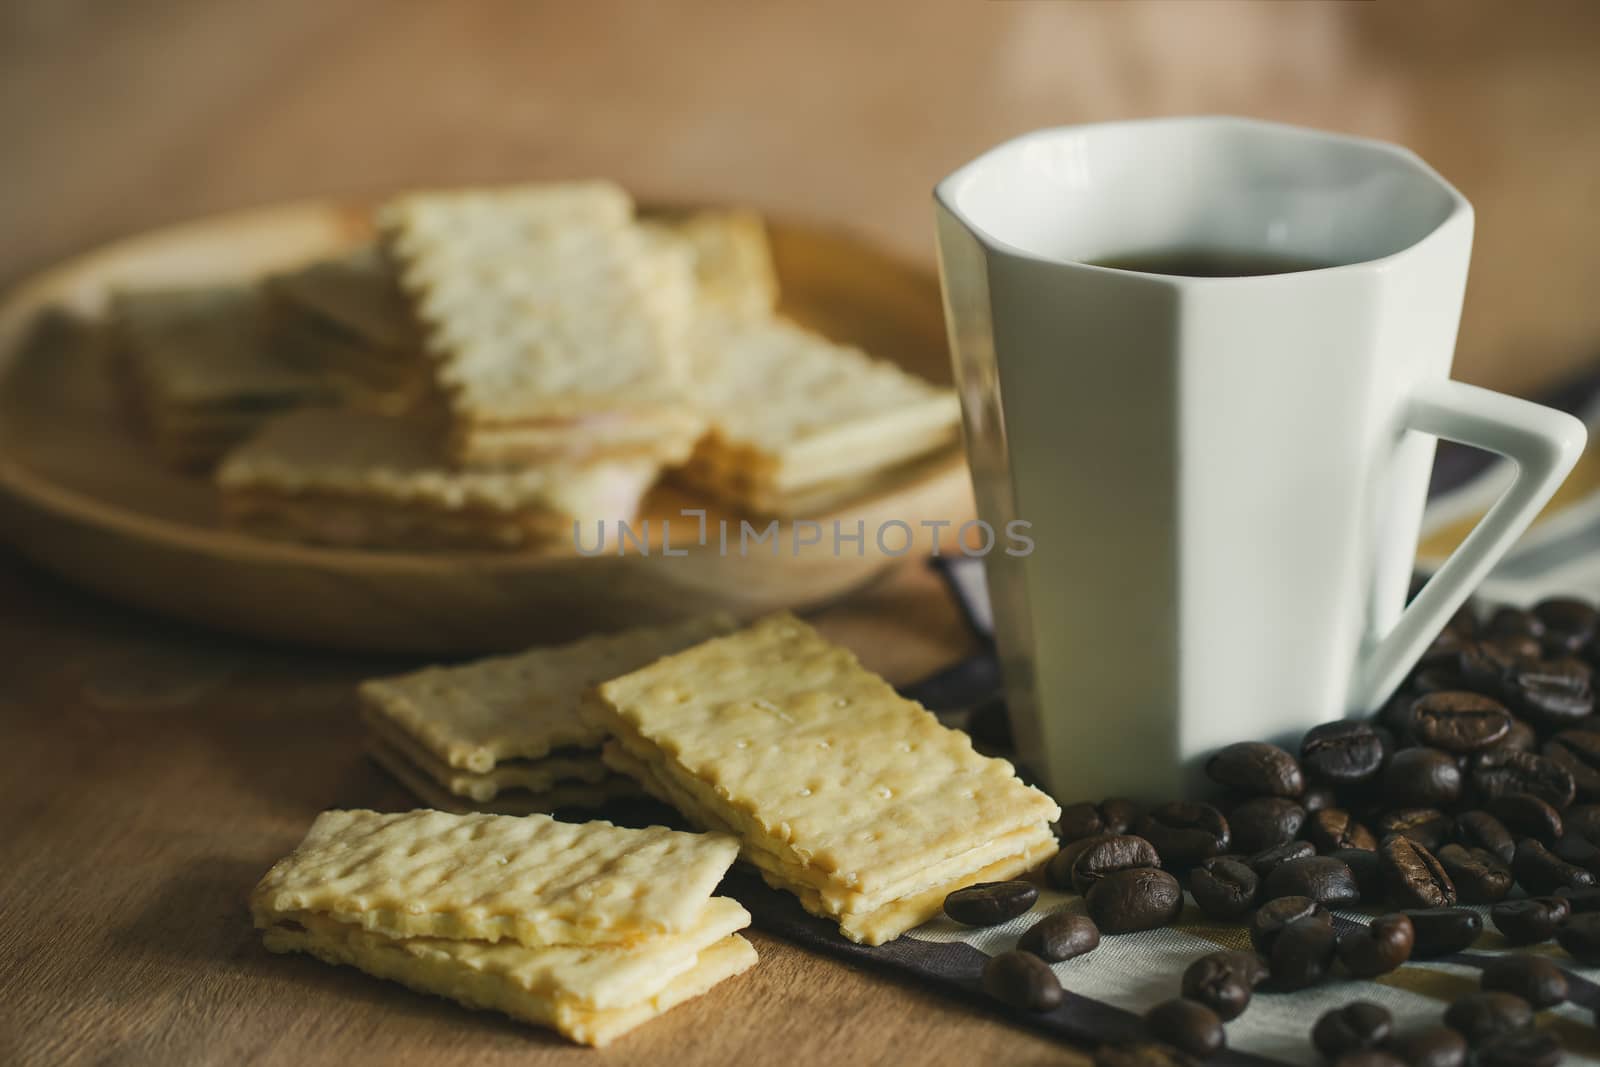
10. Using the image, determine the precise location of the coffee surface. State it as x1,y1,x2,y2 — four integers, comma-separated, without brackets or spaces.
1089,248,1337,277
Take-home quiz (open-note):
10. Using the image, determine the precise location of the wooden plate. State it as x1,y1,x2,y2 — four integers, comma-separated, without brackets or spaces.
0,199,973,653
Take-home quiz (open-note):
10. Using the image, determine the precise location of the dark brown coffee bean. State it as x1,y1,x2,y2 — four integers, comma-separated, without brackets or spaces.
1486,793,1564,844
1266,914,1337,990
1206,741,1303,797
1411,691,1513,753
1337,913,1414,977
1385,1026,1468,1067
1085,867,1184,934
1312,1001,1392,1059
1330,1054,1405,1067
1135,802,1230,869
1302,784,1339,813
1442,991,1534,1044
1093,1043,1199,1067
1554,884,1600,911
1555,910,1600,964
1309,808,1378,852
1248,840,1317,880
1565,803,1600,840
1480,955,1568,1008
1263,855,1359,906
1380,835,1456,907
1227,796,1305,853
1489,896,1570,944
1180,950,1267,1022
1144,998,1225,1059
944,881,1038,926
1489,606,1545,641
1249,895,1329,955
1474,750,1577,810
1373,808,1451,851
1064,834,1163,894
1544,729,1600,801
1552,830,1600,878
1056,802,1105,844
1436,843,1514,904
1384,747,1462,808
965,697,1013,749
1099,797,1143,834
1302,721,1386,785
1478,1030,1563,1067
1490,717,1540,754
1188,858,1258,919
1513,837,1596,895
1018,911,1100,962
1401,907,1483,956
981,949,1062,1012
1506,657,1594,727
1453,810,1516,862
1331,847,1386,902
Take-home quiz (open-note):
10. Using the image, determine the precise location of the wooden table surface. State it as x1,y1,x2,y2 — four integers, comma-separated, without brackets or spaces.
5,2,1600,1064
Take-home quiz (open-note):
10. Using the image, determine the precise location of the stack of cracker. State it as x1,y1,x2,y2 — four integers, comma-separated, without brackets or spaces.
251,809,755,1046
358,616,734,812
583,612,1060,945
113,286,335,468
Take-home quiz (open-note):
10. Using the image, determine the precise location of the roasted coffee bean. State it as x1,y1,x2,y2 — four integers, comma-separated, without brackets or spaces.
1435,843,1514,904
1018,911,1100,962
1506,657,1594,727
1302,721,1386,785
1489,897,1570,944
1266,914,1337,990
1188,858,1258,919
1554,884,1600,911
1330,1054,1405,1067
1263,855,1360,906
1410,691,1513,753
965,697,1013,749
1337,913,1414,977
1384,747,1462,808
1249,895,1329,955
1480,955,1568,1009
1085,867,1184,934
1474,750,1577,810
1064,834,1164,894
1555,830,1600,878
1385,1026,1468,1067
1536,596,1599,651
1442,991,1534,1045
1331,847,1386,901
980,949,1063,1012
1554,911,1600,964
1453,810,1516,862
1309,808,1378,852
1206,741,1303,797
1373,808,1451,851
1478,1030,1563,1067
1249,840,1316,880
944,881,1038,926
1228,796,1305,853
1135,802,1230,869
1545,729,1600,801
1302,784,1338,813
1144,998,1225,1059
1486,793,1564,844
1100,797,1143,835
1565,803,1600,840
1489,606,1545,641
1485,633,1548,663
1180,950,1267,1021
1311,1002,1392,1059
1513,837,1596,895
1490,717,1540,754
1402,907,1483,956
1093,1043,1199,1067
1380,836,1456,907
1056,802,1106,844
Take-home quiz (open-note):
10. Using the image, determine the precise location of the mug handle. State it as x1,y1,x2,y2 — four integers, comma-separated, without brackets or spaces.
1347,379,1587,713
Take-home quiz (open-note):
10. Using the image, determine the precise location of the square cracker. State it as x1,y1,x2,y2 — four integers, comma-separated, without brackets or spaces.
584,613,1059,901
643,210,778,318
678,315,960,498
380,182,695,429
263,916,757,1047
250,809,740,946
359,614,736,774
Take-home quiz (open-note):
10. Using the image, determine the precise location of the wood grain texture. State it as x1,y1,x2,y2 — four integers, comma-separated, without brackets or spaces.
0,554,1089,1067
0,201,973,654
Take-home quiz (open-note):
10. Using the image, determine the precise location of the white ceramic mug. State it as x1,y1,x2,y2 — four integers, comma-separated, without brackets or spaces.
934,116,1587,800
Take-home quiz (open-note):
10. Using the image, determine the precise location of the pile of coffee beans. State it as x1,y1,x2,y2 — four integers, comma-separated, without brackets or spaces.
948,594,1600,1064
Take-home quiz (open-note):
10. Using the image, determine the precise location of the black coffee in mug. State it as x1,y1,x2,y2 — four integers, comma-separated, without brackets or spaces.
1091,248,1338,277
